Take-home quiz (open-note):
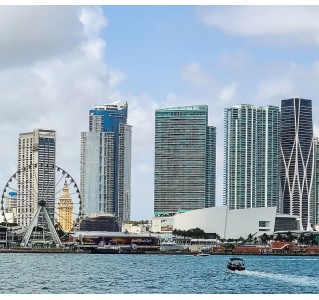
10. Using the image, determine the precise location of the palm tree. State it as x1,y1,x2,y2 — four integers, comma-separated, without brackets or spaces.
260,233,269,245
186,227,207,239
172,229,179,237
247,233,254,244
308,233,316,246
285,231,296,242
238,236,245,245
274,233,284,241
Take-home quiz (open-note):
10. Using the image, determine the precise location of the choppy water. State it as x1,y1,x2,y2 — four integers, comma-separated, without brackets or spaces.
0,253,318,294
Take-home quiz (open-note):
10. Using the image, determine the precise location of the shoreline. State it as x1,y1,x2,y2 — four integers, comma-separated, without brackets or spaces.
1,248,319,256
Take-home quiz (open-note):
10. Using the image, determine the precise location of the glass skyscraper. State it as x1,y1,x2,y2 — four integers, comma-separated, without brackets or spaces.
154,105,216,215
313,137,319,229
281,98,314,230
256,106,281,209
224,104,280,211
80,101,132,225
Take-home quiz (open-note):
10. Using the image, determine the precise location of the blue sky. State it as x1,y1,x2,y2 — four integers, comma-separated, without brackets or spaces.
102,6,202,96
1,5,319,221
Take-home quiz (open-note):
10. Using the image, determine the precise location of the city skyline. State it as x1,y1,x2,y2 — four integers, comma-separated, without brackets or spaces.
2,5,319,220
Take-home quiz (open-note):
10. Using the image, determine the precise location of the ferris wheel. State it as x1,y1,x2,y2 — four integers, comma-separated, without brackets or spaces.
0,163,83,246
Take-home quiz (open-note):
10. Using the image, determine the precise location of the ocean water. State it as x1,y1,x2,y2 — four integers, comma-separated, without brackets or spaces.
0,253,318,294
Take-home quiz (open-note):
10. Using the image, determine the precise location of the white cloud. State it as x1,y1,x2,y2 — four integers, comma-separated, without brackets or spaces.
81,38,106,61
257,77,294,100
0,6,84,67
219,50,250,71
218,83,237,104
181,62,211,86
0,6,121,199
79,6,107,37
197,6,319,46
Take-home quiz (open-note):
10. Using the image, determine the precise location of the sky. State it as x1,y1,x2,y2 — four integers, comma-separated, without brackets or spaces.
1,4,319,221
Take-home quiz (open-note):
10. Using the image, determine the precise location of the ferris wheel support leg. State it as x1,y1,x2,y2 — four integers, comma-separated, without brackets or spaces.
21,206,42,247
42,207,62,247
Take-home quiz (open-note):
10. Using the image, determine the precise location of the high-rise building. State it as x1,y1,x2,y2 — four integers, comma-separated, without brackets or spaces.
313,137,319,230
17,129,56,226
256,106,281,209
154,105,216,215
281,98,314,231
224,104,280,211
80,101,132,225
57,182,74,232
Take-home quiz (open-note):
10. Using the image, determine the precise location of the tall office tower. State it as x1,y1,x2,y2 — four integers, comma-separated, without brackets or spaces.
18,129,56,226
57,182,74,232
256,106,281,209
154,105,216,215
81,101,132,225
224,105,280,211
313,137,319,229
281,98,314,231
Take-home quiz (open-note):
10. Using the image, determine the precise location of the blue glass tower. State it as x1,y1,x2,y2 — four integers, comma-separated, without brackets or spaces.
81,101,132,224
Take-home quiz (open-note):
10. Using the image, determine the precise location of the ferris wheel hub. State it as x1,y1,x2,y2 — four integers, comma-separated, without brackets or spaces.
38,200,46,207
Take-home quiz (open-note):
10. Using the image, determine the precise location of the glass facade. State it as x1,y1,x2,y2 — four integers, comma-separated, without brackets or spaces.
79,215,120,232
256,106,281,210
18,129,56,226
280,98,314,230
80,101,132,225
274,216,300,232
314,137,319,228
154,105,216,215
224,105,280,211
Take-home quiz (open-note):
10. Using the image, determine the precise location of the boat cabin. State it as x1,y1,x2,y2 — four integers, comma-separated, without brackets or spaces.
227,257,245,271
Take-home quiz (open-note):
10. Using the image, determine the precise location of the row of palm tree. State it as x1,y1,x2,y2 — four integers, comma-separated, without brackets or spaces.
127,220,149,226
172,227,208,239
172,228,319,246
272,232,318,246
239,232,318,246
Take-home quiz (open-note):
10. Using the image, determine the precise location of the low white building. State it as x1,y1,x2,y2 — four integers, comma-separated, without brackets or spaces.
150,216,174,233
122,223,149,234
173,206,300,239
0,212,14,224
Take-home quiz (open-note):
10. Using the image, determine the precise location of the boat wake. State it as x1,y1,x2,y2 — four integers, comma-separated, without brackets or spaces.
239,270,319,287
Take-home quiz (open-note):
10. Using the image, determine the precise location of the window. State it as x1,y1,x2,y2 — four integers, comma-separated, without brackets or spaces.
259,221,270,228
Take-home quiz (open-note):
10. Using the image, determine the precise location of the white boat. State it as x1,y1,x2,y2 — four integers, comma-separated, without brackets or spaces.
160,240,184,252
227,257,245,271
198,252,210,256
161,240,177,246
193,252,210,256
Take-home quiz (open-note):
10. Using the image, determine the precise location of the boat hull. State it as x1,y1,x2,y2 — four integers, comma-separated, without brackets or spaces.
227,265,245,271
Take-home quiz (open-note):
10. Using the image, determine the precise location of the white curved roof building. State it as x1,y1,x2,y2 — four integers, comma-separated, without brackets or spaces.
173,206,300,239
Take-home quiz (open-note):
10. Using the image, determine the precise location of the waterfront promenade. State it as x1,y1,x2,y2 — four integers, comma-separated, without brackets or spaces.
1,246,319,255
0,247,87,254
